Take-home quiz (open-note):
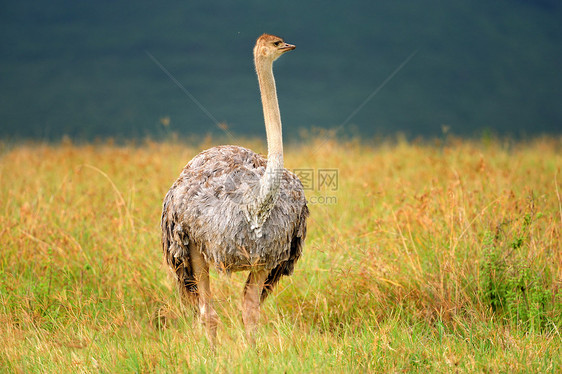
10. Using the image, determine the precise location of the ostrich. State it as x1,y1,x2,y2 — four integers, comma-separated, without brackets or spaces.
161,34,308,342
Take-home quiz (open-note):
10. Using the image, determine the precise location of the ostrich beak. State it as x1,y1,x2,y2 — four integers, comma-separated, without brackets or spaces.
281,43,296,51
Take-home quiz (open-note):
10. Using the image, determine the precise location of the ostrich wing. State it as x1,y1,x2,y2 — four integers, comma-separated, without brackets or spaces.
161,196,198,304
260,202,309,302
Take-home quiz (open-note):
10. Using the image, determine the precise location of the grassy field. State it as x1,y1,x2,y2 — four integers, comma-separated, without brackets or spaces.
0,136,560,373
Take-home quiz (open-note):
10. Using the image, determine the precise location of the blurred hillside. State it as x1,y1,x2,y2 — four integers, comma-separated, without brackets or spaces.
1,0,561,140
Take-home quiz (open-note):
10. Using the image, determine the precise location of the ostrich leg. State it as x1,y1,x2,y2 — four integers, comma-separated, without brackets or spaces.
190,244,218,343
243,269,269,343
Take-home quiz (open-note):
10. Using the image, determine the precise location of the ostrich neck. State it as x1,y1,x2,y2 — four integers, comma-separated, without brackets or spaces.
247,56,284,232
256,58,284,165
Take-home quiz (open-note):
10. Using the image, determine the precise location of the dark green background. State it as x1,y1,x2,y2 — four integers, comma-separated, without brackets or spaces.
1,0,561,140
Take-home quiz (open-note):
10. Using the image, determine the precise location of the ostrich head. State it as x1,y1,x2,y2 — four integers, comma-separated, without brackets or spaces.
253,34,295,63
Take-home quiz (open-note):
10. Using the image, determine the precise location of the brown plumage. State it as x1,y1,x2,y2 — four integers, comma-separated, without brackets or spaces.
161,34,308,342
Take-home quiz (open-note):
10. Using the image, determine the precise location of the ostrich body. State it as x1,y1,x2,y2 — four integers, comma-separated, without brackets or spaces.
161,34,308,341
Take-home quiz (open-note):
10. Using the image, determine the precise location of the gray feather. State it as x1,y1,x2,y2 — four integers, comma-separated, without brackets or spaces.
162,145,308,286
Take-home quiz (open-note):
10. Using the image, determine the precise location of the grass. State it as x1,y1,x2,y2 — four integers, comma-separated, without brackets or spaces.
0,135,560,373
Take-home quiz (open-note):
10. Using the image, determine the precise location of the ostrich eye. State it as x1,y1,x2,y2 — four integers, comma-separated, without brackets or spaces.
273,41,281,46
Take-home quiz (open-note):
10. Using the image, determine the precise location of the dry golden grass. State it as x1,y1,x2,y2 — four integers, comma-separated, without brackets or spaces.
0,136,560,372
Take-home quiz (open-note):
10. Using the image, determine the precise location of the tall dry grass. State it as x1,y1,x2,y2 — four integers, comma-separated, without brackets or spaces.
0,136,560,372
